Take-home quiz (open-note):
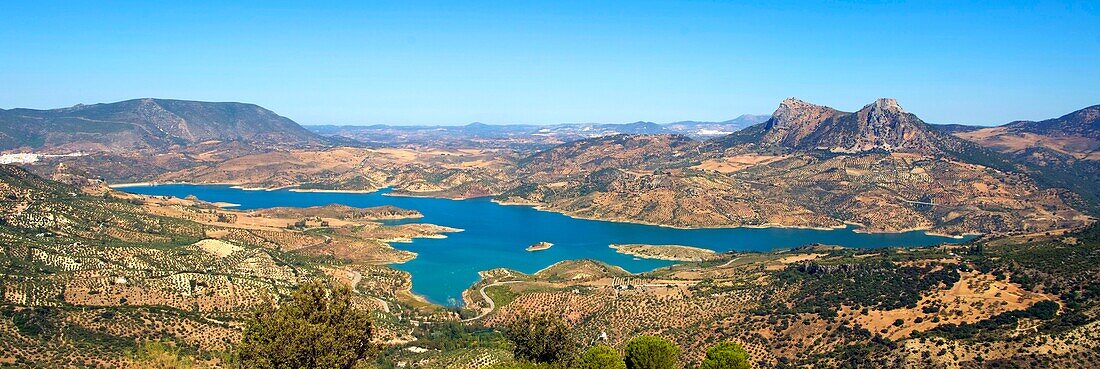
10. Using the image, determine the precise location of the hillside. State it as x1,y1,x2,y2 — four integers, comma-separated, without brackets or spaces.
954,104,1100,213
0,164,459,367
0,98,326,153
473,226,1100,368
498,98,1091,234
7,159,1098,368
956,105,1099,159
515,134,698,179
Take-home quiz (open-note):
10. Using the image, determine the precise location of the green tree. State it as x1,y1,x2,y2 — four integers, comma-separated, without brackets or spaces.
237,281,375,369
578,345,626,369
11,307,58,338
698,342,750,369
623,336,680,369
503,314,578,364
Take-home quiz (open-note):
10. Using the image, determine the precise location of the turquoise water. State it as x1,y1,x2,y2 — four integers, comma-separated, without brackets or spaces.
120,184,969,305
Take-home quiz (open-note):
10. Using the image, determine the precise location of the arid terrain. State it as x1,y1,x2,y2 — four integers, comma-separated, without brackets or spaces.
468,227,1100,368
0,164,461,367
8,98,1096,237
2,97,1098,368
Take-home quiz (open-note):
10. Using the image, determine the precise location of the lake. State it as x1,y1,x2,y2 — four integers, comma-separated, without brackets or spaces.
119,184,970,305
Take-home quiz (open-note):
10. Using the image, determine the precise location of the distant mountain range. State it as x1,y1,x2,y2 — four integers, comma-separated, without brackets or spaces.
307,114,770,149
0,98,326,153
2,97,1095,221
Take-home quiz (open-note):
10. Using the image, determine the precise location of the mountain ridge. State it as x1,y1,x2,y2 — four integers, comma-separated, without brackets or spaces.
727,97,949,154
0,98,327,152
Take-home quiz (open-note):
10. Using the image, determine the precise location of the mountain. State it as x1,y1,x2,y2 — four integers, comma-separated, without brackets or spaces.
306,115,768,149
1006,105,1100,136
724,113,771,126
956,105,1099,158
710,97,1029,176
515,134,697,179
593,121,668,134
0,98,327,152
953,104,1100,213
499,98,1090,234
727,98,948,154
665,114,770,137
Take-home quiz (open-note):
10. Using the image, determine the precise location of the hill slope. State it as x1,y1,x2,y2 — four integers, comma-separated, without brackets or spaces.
954,104,1100,213
0,98,326,152
498,98,1091,234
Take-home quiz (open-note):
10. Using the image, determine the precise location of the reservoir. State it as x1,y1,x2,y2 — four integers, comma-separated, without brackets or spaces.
120,184,970,305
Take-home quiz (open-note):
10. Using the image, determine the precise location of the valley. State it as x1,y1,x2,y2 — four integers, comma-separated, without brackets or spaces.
1,97,1097,368
5,2,1097,367
18,98,1089,237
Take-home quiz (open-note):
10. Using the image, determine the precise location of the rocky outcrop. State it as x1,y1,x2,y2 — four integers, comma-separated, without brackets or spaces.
756,97,946,154
743,96,959,154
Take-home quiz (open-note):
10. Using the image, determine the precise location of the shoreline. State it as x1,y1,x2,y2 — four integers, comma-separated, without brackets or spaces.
846,222,972,239
526,241,553,252
288,188,380,194
492,198,870,233
382,191,487,201
491,199,978,238
108,181,160,188
112,182,974,238
230,184,296,191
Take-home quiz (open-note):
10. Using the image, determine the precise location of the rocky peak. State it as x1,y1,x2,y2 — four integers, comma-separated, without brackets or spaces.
778,97,815,110
858,97,904,121
773,98,834,125
762,98,840,145
870,98,902,112
858,97,910,129
753,97,943,154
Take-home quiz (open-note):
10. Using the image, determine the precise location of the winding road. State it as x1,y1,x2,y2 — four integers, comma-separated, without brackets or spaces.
461,280,522,322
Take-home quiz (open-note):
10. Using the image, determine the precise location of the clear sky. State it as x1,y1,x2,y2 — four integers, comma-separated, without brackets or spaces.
1,1,1098,126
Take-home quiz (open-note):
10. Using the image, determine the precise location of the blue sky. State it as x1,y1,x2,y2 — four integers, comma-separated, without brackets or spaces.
1,1,1098,125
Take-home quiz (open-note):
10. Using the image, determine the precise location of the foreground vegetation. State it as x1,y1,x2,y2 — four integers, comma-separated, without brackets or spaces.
2,163,1099,368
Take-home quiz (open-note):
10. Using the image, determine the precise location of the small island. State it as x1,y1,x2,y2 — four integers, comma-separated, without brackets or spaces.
526,241,554,252
609,243,720,261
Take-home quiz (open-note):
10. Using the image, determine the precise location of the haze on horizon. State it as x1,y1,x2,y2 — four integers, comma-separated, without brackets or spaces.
1,1,1098,126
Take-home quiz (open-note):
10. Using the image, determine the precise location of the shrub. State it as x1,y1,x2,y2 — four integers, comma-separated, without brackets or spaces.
12,307,57,338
